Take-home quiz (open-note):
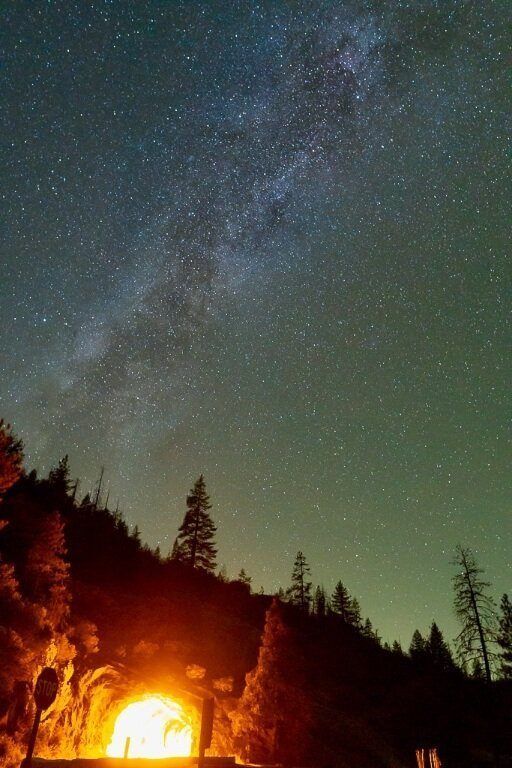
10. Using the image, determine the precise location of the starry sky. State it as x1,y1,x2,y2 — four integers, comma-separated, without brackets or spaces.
1,1,510,645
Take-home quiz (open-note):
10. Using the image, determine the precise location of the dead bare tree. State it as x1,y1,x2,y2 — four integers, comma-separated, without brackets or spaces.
452,545,497,683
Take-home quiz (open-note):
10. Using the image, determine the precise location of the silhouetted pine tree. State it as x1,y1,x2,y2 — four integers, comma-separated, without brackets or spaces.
497,593,512,679
217,564,228,582
392,640,403,654
426,621,456,673
332,581,351,618
169,537,181,561
313,585,327,616
237,569,252,589
0,420,23,497
176,475,217,572
362,617,380,642
131,524,142,545
289,551,312,612
350,597,362,628
409,629,426,661
452,545,497,683
48,455,71,494
331,581,361,627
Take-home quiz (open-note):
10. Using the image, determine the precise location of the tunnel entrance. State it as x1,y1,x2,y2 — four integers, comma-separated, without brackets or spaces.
106,693,194,758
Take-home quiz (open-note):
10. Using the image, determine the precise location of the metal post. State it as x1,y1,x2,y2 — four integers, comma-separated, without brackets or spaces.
198,697,214,768
24,707,42,768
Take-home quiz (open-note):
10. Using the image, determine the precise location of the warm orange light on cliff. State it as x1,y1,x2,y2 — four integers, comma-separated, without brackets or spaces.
106,694,193,758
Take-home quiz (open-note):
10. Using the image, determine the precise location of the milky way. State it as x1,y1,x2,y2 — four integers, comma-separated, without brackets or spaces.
1,1,510,643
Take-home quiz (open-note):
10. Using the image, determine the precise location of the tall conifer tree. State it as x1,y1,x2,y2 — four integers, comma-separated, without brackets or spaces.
289,551,312,612
331,581,361,627
361,617,381,644
176,475,217,572
332,581,351,619
48,455,71,494
169,537,181,561
426,622,456,672
409,629,426,660
349,597,362,629
313,585,327,616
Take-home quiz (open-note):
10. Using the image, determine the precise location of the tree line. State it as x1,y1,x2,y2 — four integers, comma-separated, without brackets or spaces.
163,467,511,683
278,547,511,682
1,419,511,688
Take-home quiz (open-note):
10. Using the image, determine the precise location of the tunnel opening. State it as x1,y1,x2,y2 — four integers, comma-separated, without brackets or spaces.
106,693,194,759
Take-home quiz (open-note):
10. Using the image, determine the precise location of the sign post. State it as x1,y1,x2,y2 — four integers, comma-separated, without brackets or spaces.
198,697,214,768
23,668,59,768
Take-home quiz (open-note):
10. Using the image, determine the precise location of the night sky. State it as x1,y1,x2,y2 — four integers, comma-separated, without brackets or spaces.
1,1,510,645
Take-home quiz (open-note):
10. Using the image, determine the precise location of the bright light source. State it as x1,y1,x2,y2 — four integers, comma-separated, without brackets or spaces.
106,694,193,758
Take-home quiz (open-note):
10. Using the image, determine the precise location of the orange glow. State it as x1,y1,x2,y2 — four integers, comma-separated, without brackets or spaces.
106,694,193,759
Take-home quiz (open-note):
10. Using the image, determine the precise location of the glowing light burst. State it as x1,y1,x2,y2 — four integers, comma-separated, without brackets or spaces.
106,695,193,758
